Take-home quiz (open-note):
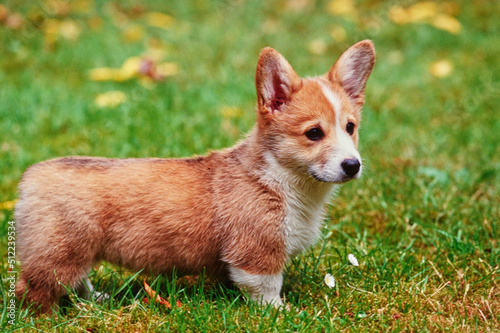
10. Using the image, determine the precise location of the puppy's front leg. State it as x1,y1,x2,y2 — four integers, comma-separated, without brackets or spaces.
229,266,283,307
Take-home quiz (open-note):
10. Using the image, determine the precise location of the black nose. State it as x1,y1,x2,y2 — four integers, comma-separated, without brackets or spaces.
341,158,361,177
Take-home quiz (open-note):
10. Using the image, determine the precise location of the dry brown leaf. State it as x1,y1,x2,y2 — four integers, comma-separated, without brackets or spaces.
143,279,183,309
144,278,172,308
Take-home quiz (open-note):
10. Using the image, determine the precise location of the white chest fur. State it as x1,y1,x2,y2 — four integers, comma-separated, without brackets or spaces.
281,178,337,257
262,152,338,258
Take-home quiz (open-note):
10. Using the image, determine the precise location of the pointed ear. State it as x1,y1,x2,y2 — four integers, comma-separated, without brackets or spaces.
327,40,375,109
255,47,302,115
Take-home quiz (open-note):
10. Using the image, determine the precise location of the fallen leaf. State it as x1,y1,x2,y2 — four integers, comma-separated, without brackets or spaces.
144,279,172,308
59,19,81,41
143,279,183,309
0,200,18,210
89,57,140,82
88,67,117,81
308,39,327,55
94,91,127,108
221,106,244,119
330,25,346,42
121,56,142,79
429,59,453,78
0,4,9,22
146,11,174,29
389,1,461,34
72,0,94,14
431,14,461,34
123,24,144,42
406,1,438,22
388,6,408,25
44,18,61,36
327,0,356,17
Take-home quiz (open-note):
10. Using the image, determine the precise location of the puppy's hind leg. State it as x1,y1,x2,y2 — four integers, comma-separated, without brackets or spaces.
16,261,93,314
16,235,99,314
76,275,95,301
76,275,110,303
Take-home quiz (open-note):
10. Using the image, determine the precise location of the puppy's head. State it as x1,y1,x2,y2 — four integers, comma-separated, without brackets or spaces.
255,41,375,184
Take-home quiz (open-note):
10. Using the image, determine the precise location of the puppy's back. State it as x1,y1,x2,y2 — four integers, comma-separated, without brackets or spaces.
15,156,222,276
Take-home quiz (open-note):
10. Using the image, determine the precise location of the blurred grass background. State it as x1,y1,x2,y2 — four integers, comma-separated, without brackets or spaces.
0,0,498,331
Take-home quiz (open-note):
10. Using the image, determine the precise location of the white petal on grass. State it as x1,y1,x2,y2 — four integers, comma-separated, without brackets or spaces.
348,254,359,266
324,273,336,288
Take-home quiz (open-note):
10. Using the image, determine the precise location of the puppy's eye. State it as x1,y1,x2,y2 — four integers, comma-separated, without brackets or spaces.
305,127,324,141
346,122,355,135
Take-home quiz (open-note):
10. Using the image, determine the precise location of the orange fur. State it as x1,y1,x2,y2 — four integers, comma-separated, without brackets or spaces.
16,41,375,312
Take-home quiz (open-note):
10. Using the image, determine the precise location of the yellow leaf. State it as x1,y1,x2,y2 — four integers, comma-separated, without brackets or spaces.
44,18,61,36
407,1,438,22
389,1,461,35
389,2,438,24
94,91,127,108
327,0,355,17
431,14,461,35
221,106,243,119
429,59,453,78
308,39,327,55
89,57,140,82
59,19,81,41
146,11,174,29
120,57,142,78
0,200,17,210
89,67,118,81
388,6,409,25
330,25,346,42
72,0,93,13
123,24,144,42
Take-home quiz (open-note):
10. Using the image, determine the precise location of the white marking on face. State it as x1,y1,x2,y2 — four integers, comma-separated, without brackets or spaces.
308,80,362,182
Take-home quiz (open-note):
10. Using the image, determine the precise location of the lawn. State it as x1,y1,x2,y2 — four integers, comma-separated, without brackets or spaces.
1,0,498,331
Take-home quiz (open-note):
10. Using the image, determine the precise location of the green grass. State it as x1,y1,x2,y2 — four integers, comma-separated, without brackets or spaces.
1,0,499,331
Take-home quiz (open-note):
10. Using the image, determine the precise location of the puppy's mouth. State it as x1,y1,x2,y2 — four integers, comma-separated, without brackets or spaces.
308,169,359,184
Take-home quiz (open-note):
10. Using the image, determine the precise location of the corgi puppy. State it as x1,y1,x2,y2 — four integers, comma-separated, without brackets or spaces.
15,40,375,313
